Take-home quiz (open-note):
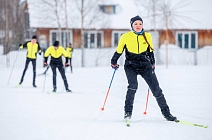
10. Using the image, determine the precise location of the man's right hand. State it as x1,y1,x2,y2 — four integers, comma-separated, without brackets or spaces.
44,62,48,67
19,44,23,49
111,64,119,70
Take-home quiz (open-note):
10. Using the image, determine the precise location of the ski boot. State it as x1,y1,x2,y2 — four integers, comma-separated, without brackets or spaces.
124,112,132,119
52,88,57,93
124,112,132,127
163,113,177,121
66,89,72,92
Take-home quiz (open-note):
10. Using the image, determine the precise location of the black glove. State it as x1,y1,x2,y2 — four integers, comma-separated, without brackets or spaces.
19,44,22,47
65,63,69,67
152,64,155,72
111,64,119,70
44,62,48,66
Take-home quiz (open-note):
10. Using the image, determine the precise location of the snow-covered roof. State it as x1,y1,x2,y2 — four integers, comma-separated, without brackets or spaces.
27,0,212,30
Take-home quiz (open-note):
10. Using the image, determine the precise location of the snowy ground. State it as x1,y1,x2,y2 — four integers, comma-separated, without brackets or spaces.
0,65,212,140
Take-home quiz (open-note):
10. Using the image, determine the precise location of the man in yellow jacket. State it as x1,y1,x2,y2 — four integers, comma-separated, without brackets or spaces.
44,41,71,93
19,35,42,87
66,43,73,73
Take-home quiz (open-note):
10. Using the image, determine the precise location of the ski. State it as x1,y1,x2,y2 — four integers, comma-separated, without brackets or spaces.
15,84,21,88
37,73,47,76
125,118,131,127
47,91,74,94
175,120,208,128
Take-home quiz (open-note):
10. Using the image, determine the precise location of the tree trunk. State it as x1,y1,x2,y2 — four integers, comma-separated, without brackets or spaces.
81,0,85,67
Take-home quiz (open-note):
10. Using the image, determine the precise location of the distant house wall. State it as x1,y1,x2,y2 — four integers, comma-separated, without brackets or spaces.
158,29,212,48
72,29,81,48
36,28,212,50
103,29,112,48
198,30,212,48
158,30,175,46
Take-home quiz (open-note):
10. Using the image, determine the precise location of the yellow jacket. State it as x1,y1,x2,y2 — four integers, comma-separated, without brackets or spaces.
66,47,73,58
20,41,42,59
111,31,155,65
44,46,68,64
44,46,68,58
116,31,153,54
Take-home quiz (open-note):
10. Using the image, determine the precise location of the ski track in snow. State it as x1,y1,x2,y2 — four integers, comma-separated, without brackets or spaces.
0,66,212,140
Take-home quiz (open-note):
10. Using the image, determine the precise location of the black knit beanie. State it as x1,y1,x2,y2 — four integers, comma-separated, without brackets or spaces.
32,35,37,39
53,41,59,47
130,15,143,26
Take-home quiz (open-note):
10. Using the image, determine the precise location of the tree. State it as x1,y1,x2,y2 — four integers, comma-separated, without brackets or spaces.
134,0,194,68
0,0,24,54
72,0,106,67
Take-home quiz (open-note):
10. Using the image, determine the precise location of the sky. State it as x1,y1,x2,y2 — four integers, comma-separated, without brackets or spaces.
0,64,212,140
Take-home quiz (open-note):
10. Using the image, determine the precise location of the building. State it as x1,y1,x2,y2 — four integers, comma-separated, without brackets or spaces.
20,0,212,50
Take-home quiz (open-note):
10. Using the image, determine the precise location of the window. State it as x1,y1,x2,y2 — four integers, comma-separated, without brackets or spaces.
176,31,198,49
99,5,119,14
112,31,127,47
84,31,103,48
50,30,73,47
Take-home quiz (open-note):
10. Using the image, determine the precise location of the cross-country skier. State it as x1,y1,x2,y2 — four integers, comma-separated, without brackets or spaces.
44,41,71,92
111,15,177,121
19,35,42,87
66,43,73,73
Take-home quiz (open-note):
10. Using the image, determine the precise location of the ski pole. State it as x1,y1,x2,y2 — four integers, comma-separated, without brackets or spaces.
42,71,47,92
7,50,20,84
101,69,117,111
143,87,150,115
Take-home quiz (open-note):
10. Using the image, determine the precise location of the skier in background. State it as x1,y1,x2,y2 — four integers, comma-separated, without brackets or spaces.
44,41,71,92
66,43,73,73
111,15,177,121
19,35,42,87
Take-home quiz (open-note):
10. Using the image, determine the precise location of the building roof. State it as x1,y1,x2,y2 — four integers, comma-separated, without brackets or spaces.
26,0,212,30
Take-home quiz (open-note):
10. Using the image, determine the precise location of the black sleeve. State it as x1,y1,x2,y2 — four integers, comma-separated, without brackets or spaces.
44,57,48,63
23,41,30,48
111,52,122,65
147,52,155,65
37,42,41,52
65,57,68,63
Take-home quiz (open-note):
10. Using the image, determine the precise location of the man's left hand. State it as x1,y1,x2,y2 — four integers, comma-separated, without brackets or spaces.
65,63,69,67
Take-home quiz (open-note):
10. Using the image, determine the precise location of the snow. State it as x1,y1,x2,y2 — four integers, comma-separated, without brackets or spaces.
1,44,211,69
1,64,212,139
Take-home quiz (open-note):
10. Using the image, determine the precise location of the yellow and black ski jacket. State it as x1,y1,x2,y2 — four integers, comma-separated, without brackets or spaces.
111,31,155,66
66,47,73,58
20,41,42,59
44,46,68,65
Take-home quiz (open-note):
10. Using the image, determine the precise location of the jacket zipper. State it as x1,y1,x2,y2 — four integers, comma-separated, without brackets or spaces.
137,35,139,53
31,43,33,58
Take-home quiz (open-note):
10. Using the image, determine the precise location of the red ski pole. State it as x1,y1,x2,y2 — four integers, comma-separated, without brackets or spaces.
101,69,117,111
143,88,150,115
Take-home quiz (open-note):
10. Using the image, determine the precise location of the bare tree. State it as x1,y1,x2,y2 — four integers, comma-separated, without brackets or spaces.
64,0,70,45
134,0,195,68
0,0,25,54
73,0,106,67
39,0,64,44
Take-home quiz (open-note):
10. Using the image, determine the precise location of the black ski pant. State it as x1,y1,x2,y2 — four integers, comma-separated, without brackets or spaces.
124,62,170,116
20,58,36,85
50,63,69,90
68,58,73,73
